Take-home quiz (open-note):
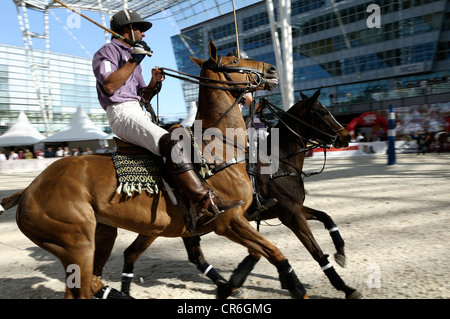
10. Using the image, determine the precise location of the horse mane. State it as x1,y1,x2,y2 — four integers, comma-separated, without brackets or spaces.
273,88,321,130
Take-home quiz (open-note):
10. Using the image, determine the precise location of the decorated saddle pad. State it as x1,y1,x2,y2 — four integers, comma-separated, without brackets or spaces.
111,130,212,197
112,153,164,196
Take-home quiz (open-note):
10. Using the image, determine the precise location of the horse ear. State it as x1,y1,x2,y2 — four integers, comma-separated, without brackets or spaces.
300,92,308,101
190,56,205,68
208,40,218,63
311,87,322,101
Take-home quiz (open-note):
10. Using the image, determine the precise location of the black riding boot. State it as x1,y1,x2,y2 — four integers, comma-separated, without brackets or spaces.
159,131,244,225
246,163,277,219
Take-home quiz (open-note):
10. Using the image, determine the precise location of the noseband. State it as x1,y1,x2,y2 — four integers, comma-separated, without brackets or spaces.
201,55,267,90
162,55,267,94
261,98,342,153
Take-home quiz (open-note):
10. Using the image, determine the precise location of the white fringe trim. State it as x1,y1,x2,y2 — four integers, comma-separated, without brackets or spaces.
116,181,159,196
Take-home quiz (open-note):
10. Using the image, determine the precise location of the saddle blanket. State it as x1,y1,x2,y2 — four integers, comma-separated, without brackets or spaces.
112,153,164,196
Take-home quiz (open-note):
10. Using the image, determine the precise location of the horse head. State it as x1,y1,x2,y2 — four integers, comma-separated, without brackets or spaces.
284,88,350,149
190,41,279,97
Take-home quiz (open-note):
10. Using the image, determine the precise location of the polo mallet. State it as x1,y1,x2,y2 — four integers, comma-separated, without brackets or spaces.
53,0,153,56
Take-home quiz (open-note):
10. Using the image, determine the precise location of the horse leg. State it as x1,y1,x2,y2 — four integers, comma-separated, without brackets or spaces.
217,215,308,299
218,250,262,299
90,223,130,299
182,236,228,285
279,206,362,299
302,205,346,267
17,207,96,299
121,234,158,296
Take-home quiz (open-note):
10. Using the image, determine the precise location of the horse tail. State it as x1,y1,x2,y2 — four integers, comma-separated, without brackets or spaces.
0,190,24,215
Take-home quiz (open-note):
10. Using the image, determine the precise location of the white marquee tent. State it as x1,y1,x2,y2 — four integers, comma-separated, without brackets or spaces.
43,107,108,142
0,111,46,147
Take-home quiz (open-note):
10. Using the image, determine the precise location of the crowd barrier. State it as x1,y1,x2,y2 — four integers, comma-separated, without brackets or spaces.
311,141,388,158
0,158,61,174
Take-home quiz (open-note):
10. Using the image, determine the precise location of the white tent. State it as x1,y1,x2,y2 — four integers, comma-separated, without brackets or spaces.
43,107,107,142
0,111,46,147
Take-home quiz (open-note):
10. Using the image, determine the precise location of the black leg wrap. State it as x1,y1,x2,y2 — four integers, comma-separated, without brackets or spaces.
323,218,345,249
229,254,260,288
276,259,307,299
319,255,354,296
329,229,345,249
123,264,134,274
121,264,134,295
198,262,226,285
94,285,133,299
121,274,133,295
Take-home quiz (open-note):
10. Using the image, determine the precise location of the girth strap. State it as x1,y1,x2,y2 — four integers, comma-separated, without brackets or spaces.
208,154,246,176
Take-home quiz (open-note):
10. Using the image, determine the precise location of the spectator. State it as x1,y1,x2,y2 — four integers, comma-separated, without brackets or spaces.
36,149,44,159
416,130,428,155
55,147,64,157
24,149,34,159
8,150,19,160
63,147,70,157
0,150,6,161
45,147,55,158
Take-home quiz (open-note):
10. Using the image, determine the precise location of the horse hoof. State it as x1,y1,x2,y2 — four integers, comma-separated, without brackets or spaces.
346,290,364,299
216,280,233,299
334,253,346,268
230,288,244,298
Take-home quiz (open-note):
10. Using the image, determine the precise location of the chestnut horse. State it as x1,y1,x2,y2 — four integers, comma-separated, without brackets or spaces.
1,41,311,299
119,90,363,299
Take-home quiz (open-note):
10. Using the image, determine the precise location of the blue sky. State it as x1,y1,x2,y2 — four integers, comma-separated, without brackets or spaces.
0,1,187,119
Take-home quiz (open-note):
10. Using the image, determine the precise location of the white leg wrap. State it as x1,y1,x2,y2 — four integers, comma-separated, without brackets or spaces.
328,227,338,233
102,286,112,299
203,264,213,276
321,262,334,271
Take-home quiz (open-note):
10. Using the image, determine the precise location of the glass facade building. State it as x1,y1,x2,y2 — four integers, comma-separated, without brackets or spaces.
171,0,450,122
0,44,106,134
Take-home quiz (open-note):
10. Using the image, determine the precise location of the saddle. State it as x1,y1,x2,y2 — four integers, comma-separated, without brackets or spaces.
113,137,149,155
111,136,206,234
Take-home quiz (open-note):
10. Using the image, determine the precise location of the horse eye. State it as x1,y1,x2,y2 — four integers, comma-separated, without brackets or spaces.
233,59,239,64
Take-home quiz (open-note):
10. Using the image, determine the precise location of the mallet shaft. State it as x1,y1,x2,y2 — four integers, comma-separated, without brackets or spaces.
53,0,134,46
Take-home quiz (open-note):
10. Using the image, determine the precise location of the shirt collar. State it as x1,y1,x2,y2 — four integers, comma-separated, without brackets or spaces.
112,37,131,50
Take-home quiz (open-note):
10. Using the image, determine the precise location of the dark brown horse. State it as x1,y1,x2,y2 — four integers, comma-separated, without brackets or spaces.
118,89,363,299
0,41,313,299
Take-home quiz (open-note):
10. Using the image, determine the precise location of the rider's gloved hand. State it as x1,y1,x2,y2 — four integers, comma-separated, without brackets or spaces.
130,40,153,64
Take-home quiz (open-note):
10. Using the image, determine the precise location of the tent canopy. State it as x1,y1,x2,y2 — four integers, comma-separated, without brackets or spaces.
43,107,107,142
0,111,46,147
346,112,389,138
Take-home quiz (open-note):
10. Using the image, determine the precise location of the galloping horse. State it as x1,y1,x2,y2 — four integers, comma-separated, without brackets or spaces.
434,131,448,153
118,90,363,299
0,41,311,299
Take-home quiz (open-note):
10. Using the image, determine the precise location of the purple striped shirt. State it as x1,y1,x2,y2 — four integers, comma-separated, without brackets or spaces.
92,38,147,109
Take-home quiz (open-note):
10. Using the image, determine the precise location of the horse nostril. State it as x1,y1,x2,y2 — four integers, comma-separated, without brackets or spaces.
269,66,278,75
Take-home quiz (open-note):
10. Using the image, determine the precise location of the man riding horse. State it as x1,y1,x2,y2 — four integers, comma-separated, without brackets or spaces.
92,9,244,225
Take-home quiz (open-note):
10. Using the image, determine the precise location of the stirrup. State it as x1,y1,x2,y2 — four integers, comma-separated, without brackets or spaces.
199,191,243,225
200,191,221,218
247,195,278,219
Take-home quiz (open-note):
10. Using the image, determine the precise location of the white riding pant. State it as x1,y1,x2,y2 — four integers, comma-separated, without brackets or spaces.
106,100,167,156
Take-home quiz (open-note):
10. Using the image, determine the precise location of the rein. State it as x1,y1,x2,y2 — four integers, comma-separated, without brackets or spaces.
161,56,267,177
259,98,341,180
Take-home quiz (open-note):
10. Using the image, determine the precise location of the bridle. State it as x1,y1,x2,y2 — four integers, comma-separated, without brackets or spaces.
260,98,344,155
259,98,345,178
161,55,272,176
162,55,267,94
